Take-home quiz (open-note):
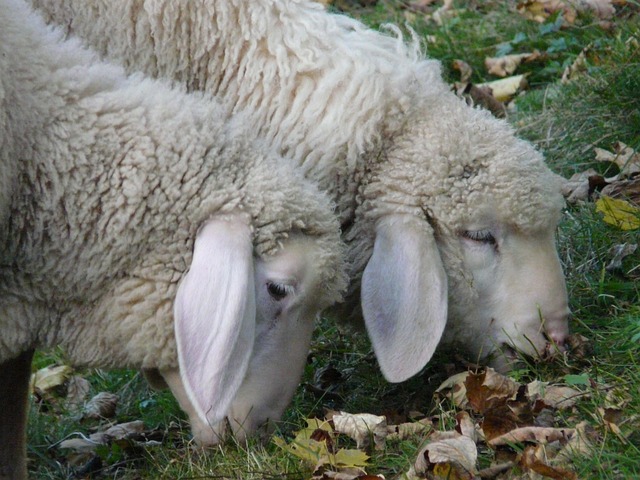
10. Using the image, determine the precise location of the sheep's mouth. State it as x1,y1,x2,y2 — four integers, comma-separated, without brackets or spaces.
492,339,567,372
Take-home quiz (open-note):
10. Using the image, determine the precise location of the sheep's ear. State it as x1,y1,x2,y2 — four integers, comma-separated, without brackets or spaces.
174,216,256,426
361,215,448,383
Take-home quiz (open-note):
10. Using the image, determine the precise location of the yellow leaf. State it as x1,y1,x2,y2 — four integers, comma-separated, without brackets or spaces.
596,196,640,230
334,448,370,467
274,436,329,464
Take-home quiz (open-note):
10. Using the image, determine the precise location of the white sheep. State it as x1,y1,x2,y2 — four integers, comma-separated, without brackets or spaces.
29,0,571,382
0,0,347,477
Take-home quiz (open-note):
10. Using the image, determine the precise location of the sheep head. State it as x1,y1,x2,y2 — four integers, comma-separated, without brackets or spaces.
353,92,569,381
162,222,344,445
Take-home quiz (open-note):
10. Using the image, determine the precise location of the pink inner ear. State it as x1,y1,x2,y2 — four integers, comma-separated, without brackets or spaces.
174,217,256,426
361,215,448,383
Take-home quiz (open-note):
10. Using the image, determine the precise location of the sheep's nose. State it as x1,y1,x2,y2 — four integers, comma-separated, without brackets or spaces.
544,312,570,348
547,329,567,347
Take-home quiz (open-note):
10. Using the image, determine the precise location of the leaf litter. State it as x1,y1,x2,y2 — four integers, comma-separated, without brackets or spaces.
273,361,639,479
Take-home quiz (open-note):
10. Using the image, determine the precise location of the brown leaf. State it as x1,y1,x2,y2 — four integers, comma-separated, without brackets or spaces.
311,428,336,454
58,420,146,453
555,421,599,462
488,425,574,447
481,404,530,442
565,333,593,359
475,461,515,478
83,392,119,419
457,83,508,118
561,169,602,203
485,52,542,77
601,177,640,205
517,0,577,23
464,369,520,414
452,59,473,83
594,142,640,181
562,46,591,83
520,444,578,479
571,0,616,18
605,243,638,272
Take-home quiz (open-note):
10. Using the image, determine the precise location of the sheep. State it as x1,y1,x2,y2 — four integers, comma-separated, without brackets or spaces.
0,0,347,477
29,0,571,383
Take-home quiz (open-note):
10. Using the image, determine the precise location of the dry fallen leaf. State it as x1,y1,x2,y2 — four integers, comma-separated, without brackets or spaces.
562,46,591,83
413,434,477,479
386,419,432,441
83,392,119,419
594,142,640,181
31,364,73,394
605,243,638,272
432,0,456,26
312,465,385,480
555,421,598,462
333,412,387,450
517,0,577,23
452,59,473,83
485,52,541,77
570,0,616,18
465,368,520,414
565,333,592,359
526,381,584,409
601,177,640,204
456,83,508,118
435,371,470,409
561,168,602,203
59,420,146,452
520,444,578,479
455,411,479,443
488,425,574,447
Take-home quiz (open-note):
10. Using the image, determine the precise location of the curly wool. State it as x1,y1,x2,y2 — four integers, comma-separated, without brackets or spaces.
29,0,444,223
0,0,345,370
29,0,568,373
29,0,564,254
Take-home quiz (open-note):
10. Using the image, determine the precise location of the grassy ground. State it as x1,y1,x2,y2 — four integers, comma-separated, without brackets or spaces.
26,1,639,478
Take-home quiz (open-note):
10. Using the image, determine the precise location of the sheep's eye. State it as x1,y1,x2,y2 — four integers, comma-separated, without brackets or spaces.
462,230,496,245
267,281,291,301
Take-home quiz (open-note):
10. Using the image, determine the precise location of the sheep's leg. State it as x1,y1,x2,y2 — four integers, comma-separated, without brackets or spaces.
0,350,34,480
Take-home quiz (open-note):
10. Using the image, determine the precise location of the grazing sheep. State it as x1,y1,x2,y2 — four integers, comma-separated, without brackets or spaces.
0,0,347,477
30,0,571,382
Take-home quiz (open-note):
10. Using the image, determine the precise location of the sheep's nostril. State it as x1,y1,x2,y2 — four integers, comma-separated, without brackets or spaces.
547,330,567,347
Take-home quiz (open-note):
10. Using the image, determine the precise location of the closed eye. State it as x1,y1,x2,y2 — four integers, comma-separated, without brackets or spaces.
266,281,294,301
462,230,496,245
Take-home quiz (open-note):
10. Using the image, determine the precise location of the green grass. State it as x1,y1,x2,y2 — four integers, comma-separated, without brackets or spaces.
25,1,640,478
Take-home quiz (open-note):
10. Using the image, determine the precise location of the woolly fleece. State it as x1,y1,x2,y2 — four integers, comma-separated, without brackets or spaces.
0,0,346,369
29,0,568,378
